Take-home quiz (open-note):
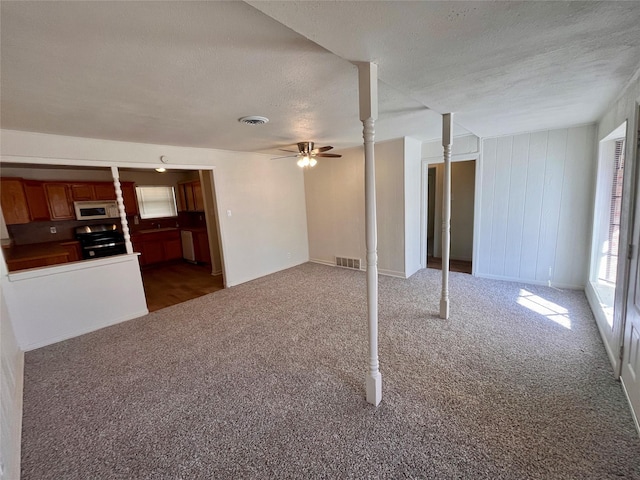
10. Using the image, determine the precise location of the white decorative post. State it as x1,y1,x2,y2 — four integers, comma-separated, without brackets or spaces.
440,113,453,319
111,166,133,254
358,62,382,406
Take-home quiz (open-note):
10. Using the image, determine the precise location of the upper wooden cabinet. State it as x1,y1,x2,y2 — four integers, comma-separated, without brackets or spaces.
0,178,30,224
95,183,116,201
44,183,75,220
23,180,50,221
1,178,139,223
177,180,204,212
70,183,96,201
120,182,138,216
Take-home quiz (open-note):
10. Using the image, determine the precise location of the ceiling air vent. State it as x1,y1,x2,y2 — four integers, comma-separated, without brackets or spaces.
238,115,269,126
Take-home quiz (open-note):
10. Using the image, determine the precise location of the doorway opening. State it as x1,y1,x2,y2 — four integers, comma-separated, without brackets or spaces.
129,168,225,311
426,160,475,275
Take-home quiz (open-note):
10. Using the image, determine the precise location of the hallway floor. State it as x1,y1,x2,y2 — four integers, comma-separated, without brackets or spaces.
427,256,472,274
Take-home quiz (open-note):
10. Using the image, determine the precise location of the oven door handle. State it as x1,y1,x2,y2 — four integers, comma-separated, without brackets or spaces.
83,242,125,250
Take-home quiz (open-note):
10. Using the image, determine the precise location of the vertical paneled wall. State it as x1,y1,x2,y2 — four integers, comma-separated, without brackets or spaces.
476,125,595,288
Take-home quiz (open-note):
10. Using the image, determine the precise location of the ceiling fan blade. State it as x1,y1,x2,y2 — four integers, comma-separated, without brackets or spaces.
271,154,299,160
311,145,333,153
279,148,299,153
315,153,342,158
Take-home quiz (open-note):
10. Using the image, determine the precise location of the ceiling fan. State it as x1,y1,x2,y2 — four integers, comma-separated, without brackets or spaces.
273,141,341,167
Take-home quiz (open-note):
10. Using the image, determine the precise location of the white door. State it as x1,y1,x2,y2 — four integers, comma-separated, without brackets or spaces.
621,115,640,429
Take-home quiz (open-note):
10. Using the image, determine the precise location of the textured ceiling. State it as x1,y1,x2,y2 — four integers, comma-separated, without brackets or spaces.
1,1,639,155
250,1,640,138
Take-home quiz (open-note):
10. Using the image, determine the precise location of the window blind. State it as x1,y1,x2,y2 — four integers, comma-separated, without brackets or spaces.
601,139,625,283
135,186,178,219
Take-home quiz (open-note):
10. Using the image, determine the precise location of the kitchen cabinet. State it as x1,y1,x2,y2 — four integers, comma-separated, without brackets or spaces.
23,180,50,221
44,183,75,220
121,182,138,216
132,228,181,267
0,178,30,224
71,184,95,201
2,177,138,224
94,183,116,200
177,180,204,212
59,240,82,262
194,230,211,264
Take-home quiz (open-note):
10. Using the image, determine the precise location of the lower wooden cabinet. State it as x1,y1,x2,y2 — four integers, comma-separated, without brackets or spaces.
132,229,181,267
59,241,82,262
193,230,211,264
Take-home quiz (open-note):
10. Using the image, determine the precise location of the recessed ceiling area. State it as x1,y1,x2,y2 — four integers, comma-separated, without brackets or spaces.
1,1,639,154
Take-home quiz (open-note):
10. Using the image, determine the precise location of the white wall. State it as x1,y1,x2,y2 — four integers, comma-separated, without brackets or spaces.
0,129,310,287
403,137,423,277
450,161,475,261
3,255,148,350
0,285,23,480
476,125,596,288
375,139,406,276
304,137,422,278
304,145,365,267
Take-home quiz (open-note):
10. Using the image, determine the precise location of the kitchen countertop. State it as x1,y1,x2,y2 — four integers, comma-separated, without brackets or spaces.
2,241,77,262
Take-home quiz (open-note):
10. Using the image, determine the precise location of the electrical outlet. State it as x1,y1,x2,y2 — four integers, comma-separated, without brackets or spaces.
49,226,57,234
287,252,291,259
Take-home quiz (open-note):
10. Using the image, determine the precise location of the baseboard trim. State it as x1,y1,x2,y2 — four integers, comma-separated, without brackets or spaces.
584,282,620,374
22,308,149,351
475,272,584,290
621,375,640,437
308,259,407,279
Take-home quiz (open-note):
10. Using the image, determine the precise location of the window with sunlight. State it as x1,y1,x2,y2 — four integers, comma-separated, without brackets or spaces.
136,186,178,219
589,123,627,328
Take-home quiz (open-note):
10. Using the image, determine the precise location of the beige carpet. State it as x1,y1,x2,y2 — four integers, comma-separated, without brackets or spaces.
21,263,640,479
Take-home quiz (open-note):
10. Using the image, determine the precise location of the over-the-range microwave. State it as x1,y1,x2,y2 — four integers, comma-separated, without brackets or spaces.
74,201,120,221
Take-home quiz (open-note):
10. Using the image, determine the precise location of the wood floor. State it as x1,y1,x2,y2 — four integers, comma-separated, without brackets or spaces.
427,256,472,274
140,261,224,312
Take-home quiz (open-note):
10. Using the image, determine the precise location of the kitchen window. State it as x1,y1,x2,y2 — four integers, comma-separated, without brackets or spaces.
135,186,178,219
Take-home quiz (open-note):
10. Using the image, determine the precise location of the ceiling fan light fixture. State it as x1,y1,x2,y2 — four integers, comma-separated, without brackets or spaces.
297,156,311,168
309,157,317,167
238,115,269,126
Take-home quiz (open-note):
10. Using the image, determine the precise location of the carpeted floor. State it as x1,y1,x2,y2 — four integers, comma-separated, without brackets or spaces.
21,263,640,479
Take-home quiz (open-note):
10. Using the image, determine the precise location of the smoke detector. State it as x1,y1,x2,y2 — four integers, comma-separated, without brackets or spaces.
238,115,269,126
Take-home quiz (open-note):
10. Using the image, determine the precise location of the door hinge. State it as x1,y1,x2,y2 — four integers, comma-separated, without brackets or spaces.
628,244,635,261
619,344,625,361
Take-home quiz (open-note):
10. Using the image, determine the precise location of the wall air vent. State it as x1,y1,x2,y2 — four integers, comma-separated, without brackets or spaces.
335,256,361,270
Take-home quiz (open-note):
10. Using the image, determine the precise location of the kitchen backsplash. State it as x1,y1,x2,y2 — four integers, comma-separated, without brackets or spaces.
8,219,124,246
8,211,208,245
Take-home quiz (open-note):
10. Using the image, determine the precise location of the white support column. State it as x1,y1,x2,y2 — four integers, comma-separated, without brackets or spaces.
110,166,133,254
440,113,453,319
358,62,382,406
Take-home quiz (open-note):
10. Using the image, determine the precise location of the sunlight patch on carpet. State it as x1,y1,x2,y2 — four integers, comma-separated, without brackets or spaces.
518,289,571,329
